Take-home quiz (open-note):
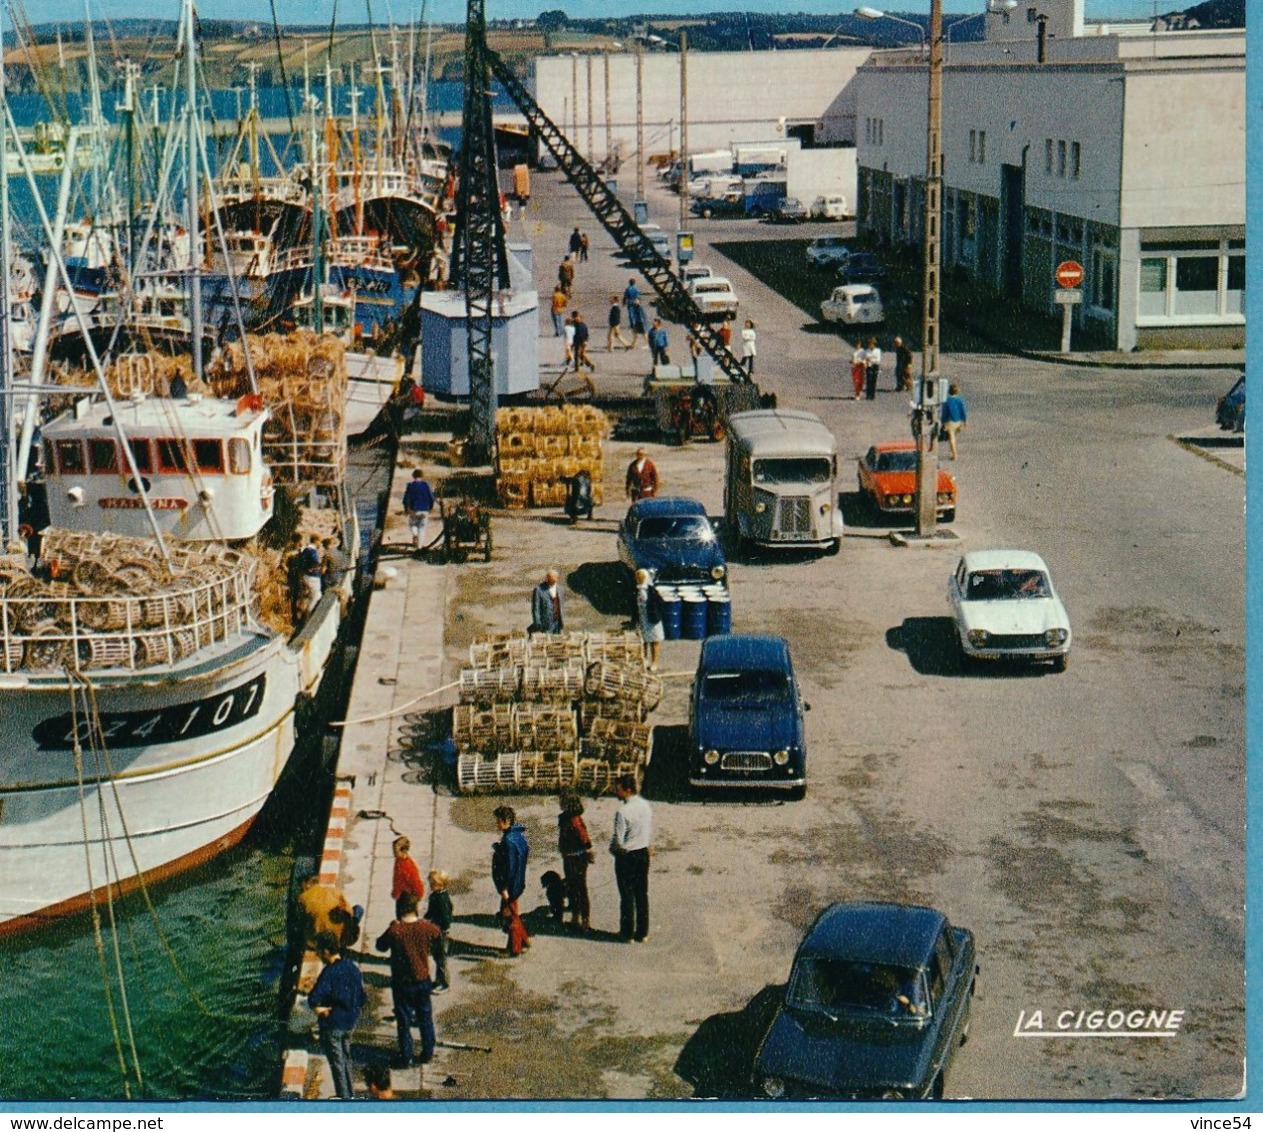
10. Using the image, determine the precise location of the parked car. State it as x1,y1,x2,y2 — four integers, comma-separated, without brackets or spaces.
691,195,746,219
857,440,957,522
689,634,807,794
836,251,888,285
805,234,850,268
617,496,727,587
689,277,740,320
638,223,672,261
771,197,809,223
1216,374,1245,431
947,549,1071,671
820,284,884,327
752,902,977,1100
681,263,714,288
810,193,849,220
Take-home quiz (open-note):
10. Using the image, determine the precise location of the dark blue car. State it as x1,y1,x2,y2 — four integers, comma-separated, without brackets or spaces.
836,252,888,285
1216,374,1244,432
753,902,977,1100
689,634,806,794
617,496,727,587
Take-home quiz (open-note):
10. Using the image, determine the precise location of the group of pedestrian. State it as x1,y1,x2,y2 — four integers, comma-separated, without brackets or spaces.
567,226,590,263
287,532,348,621
304,837,456,1098
847,335,970,458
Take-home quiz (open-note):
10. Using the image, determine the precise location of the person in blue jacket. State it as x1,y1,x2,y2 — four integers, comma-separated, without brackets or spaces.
402,468,435,553
308,931,367,1099
492,805,530,956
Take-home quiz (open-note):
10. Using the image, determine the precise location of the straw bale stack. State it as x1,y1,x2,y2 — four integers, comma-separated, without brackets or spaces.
493,405,609,509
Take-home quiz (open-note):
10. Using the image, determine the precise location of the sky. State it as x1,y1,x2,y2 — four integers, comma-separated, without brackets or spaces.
19,0,1182,30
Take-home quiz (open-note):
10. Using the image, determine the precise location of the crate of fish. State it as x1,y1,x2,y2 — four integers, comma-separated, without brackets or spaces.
512,704,579,751
519,662,586,703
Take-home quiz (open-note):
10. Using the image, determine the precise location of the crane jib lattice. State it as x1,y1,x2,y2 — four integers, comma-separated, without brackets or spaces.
485,50,752,387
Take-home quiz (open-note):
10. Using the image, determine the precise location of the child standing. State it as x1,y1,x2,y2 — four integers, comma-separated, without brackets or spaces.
425,870,454,992
391,836,425,903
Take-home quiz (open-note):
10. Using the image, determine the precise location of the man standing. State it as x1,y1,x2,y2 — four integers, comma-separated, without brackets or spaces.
375,892,440,1069
308,931,367,1099
568,226,584,258
550,283,568,337
607,295,630,351
647,319,670,369
402,468,434,554
893,335,914,392
571,312,595,374
531,568,565,634
939,383,968,460
559,255,575,298
492,805,531,956
622,277,640,310
298,535,324,617
625,448,659,502
610,774,652,943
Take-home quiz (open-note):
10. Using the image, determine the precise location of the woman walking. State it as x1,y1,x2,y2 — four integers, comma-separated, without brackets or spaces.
741,319,757,376
557,793,594,933
635,568,664,672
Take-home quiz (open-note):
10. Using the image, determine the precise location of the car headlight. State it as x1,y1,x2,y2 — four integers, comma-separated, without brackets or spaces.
900,493,913,505
967,629,989,647
761,1076,786,1099
880,1089,906,1100
754,501,766,513
937,492,951,504
820,502,831,514
1044,628,1069,646
703,749,720,766
773,749,790,766
711,564,726,580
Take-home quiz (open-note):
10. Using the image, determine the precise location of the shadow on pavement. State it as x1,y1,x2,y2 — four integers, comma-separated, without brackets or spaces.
674,984,784,1099
886,617,963,676
568,561,632,617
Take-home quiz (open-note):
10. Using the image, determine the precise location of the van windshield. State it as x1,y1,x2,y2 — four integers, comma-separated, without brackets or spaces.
753,457,833,485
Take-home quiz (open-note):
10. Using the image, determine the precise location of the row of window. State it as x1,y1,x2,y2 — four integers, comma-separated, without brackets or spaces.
864,117,885,146
1139,244,1245,319
45,436,253,478
1045,138,1081,180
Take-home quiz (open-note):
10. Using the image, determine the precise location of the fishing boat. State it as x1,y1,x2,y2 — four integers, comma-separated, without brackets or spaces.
0,0,359,937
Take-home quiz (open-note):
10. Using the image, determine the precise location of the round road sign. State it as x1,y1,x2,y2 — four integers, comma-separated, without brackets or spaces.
1056,260,1085,289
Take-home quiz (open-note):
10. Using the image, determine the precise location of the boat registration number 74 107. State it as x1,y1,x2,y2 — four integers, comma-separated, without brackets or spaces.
32,674,268,751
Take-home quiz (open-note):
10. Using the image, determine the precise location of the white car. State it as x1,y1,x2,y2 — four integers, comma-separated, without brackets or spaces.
820,283,884,326
947,549,1072,672
682,263,714,288
810,194,849,220
689,276,739,319
639,224,672,261
805,234,850,268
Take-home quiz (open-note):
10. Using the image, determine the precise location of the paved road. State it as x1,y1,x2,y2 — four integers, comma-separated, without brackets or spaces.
413,172,1244,1100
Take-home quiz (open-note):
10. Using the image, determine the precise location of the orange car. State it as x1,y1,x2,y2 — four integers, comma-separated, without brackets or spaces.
857,440,957,522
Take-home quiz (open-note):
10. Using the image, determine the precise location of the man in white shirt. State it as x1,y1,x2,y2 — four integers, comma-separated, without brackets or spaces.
610,774,653,942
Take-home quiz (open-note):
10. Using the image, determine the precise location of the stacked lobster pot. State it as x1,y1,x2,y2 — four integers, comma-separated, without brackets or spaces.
454,630,661,795
494,405,608,509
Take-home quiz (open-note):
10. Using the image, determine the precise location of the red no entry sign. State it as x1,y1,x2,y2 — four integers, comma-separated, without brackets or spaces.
1056,260,1085,289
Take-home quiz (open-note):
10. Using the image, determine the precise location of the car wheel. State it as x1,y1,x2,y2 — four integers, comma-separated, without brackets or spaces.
788,785,806,802
958,641,976,674
1052,652,1068,673
825,537,841,557
931,1074,944,1100
942,509,955,524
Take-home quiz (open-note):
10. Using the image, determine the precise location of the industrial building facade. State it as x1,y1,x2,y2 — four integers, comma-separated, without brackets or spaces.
852,1,1244,350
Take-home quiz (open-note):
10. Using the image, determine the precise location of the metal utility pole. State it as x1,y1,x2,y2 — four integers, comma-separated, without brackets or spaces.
635,40,645,200
451,0,511,465
678,31,688,229
914,0,943,536
571,55,578,147
585,56,594,161
603,51,611,168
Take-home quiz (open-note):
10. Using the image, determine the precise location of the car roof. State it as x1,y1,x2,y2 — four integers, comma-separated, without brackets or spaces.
630,496,710,518
836,284,878,298
799,902,948,968
869,439,916,454
812,235,846,245
695,277,733,287
699,633,791,671
960,548,1051,573
728,409,836,452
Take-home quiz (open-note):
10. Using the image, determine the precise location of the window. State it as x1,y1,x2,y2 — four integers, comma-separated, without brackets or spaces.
1070,141,1081,179
1226,255,1245,315
56,440,85,474
1045,139,1053,173
1091,249,1116,313
1138,240,1245,321
156,438,189,473
229,438,251,474
1057,140,1066,177
127,438,153,475
89,438,118,473
1174,256,1219,316
978,130,986,164
193,439,224,474
969,130,977,162
1139,257,1168,317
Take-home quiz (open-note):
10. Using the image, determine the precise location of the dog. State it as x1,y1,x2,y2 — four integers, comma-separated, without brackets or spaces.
540,870,567,920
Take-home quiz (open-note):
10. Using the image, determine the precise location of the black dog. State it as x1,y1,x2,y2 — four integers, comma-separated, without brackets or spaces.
540,870,567,920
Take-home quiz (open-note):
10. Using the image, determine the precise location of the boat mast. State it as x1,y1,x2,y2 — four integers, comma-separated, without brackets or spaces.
0,9,15,544
182,0,203,380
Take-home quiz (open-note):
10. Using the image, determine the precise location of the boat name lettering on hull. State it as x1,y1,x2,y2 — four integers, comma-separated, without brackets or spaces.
32,674,267,751
100,497,190,510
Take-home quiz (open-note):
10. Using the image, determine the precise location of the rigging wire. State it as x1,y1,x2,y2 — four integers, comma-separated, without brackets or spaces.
267,0,297,138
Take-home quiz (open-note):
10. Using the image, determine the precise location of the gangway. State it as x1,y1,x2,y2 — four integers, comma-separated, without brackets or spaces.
486,50,753,387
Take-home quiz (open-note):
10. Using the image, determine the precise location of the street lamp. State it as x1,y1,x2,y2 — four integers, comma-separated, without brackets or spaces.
854,7,928,55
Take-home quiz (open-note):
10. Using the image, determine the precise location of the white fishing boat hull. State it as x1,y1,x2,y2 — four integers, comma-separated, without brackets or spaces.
345,351,403,436
0,587,345,937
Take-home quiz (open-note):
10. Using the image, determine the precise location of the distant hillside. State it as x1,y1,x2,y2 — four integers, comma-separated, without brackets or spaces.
1154,0,1245,28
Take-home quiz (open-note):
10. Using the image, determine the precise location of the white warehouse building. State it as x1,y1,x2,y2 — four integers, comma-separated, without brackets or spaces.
852,0,1243,350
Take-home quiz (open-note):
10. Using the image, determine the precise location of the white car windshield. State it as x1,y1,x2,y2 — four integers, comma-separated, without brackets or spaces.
966,569,1051,600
